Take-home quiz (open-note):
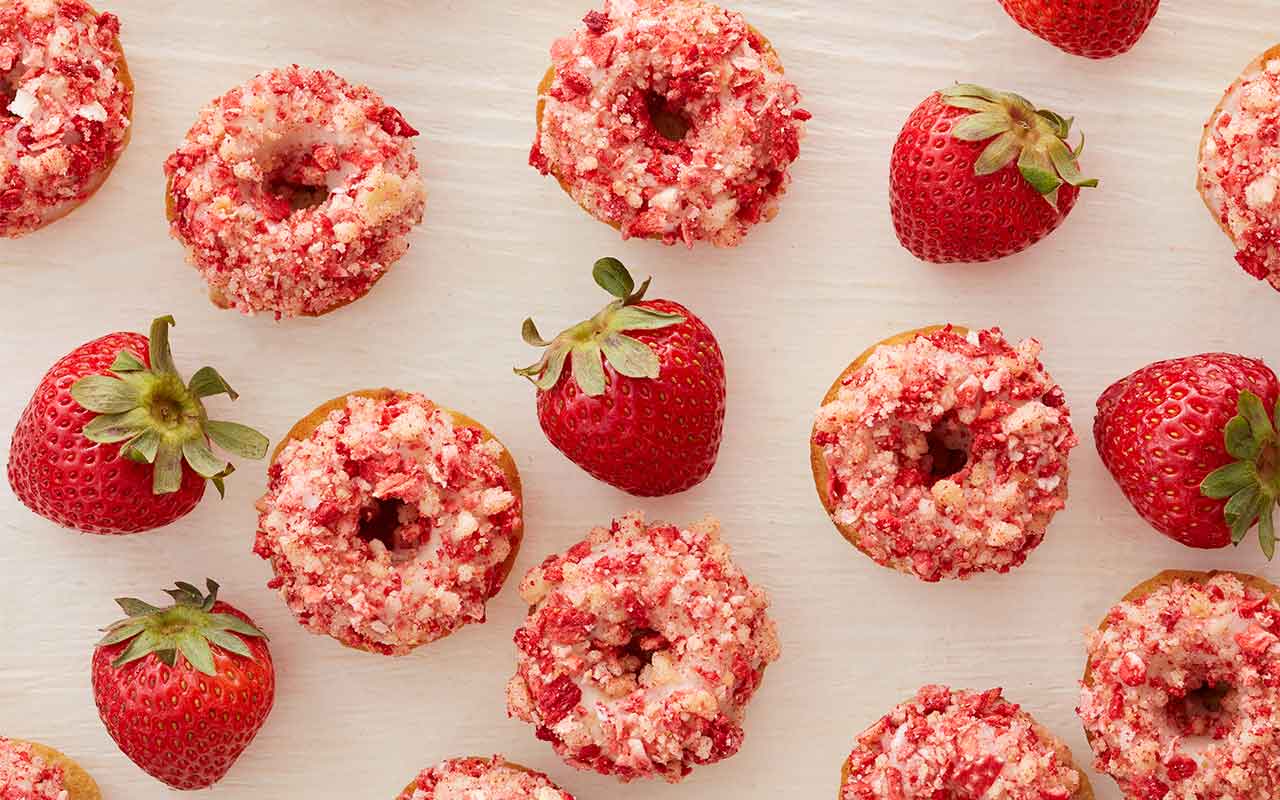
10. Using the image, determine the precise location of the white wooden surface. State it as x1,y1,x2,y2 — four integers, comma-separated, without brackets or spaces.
2,1,1278,797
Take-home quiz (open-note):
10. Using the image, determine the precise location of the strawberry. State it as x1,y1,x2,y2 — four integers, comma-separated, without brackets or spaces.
7,315,269,534
889,84,1097,264
997,0,1160,60
91,580,275,790
1094,353,1280,556
515,258,726,496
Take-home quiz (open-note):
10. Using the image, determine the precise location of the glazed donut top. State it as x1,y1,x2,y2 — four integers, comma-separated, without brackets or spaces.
1079,573,1280,800
506,512,780,783
813,327,1076,582
164,65,426,318
841,686,1082,800
254,392,520,655
397,757,573,800
532,0,809,247
0,0,132,237
0,738,67,800
1201,57,1280,290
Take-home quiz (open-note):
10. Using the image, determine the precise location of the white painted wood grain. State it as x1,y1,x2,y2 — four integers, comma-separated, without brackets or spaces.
1,1,1277,797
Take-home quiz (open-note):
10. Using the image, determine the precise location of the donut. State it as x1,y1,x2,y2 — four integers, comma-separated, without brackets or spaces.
1198,44,1280,292
396,756,573,800
1078,570,1280,800
505,511,780,783
840,686,1092,800
0,737,100,800
811,325,1077,582
0,0,133,238
164,65,427,318
530,0,809,247
254,389,522,656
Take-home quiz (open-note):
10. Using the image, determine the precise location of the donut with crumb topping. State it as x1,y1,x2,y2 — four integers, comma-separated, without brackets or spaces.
531,0,809,247
396,756,573,800
1199,44,1280,292
254,389,522,656
0,0,133,238
0,737,100,800
811,325,1077,582
164,66,426,318
506,511,779,783
1079,570,1280,800
841,686,1092,800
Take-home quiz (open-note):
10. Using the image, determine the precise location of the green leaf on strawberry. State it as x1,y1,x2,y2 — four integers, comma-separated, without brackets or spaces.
68,316,269,496
97,579,267,677
939,84,1099,209
515,258,685,397
1201,390,1280,559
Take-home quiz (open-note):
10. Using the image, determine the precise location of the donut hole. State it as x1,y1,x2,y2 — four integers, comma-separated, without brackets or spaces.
258,138,344,212
923,420,972,486
646,93,690,142
264,161,331,212
1166,679,1236,741
357,497,425,562
589,629,673,697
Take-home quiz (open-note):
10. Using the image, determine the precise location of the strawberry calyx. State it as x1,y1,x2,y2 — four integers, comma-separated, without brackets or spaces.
69,315,269,497
97,579,267,677
939,83,1098,209
515,258,685,398
1201,390,1280,559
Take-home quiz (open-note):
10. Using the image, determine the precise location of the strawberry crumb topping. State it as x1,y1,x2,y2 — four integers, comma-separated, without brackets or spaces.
813,326,1077,582
397,756,574,800
164,65,426,318
0,739,68,800
255,393,520,655
1079,574,1280,800
532,0,808,247
842,686,1082,800
506,511,779,782
0,0,132,238
1201,58,1280,291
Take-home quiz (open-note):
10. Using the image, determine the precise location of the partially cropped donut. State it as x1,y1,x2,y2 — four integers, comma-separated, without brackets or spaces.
506,511,779,782
0,0,133,237
255,389,522,656
531,0,809,247
0,737,100,800
165,66,426,318
841,686,1091,800
811,325,1076,582
1079,570,1280,799
396,756,573,800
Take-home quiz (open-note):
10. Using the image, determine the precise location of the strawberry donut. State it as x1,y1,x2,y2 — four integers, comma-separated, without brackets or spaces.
254,389,522,656
506,511,779,783
841,686,1092,800
1199,44,1280,292
0,737,100,800
531,0,809,247
396,756,574,800
0,0,133,238
811,325,1077,582
1079,570,1280,800
164,66,426,318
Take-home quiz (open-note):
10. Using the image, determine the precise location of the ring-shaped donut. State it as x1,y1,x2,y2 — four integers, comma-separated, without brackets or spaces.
506,511,779,783
0,737,100,800
255,389,522,656
165,66,426,318
531,0,809,247
396,756,574,800
811,325,1076,582
0,0,133,237
1079,570,1280,799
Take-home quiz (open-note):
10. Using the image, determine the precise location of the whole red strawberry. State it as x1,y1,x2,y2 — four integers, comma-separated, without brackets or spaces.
1095,353,1280,556
998,0,1160,60
516,258,726,496
7,315,268,534
92,579,275,790
890,84,1098,264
